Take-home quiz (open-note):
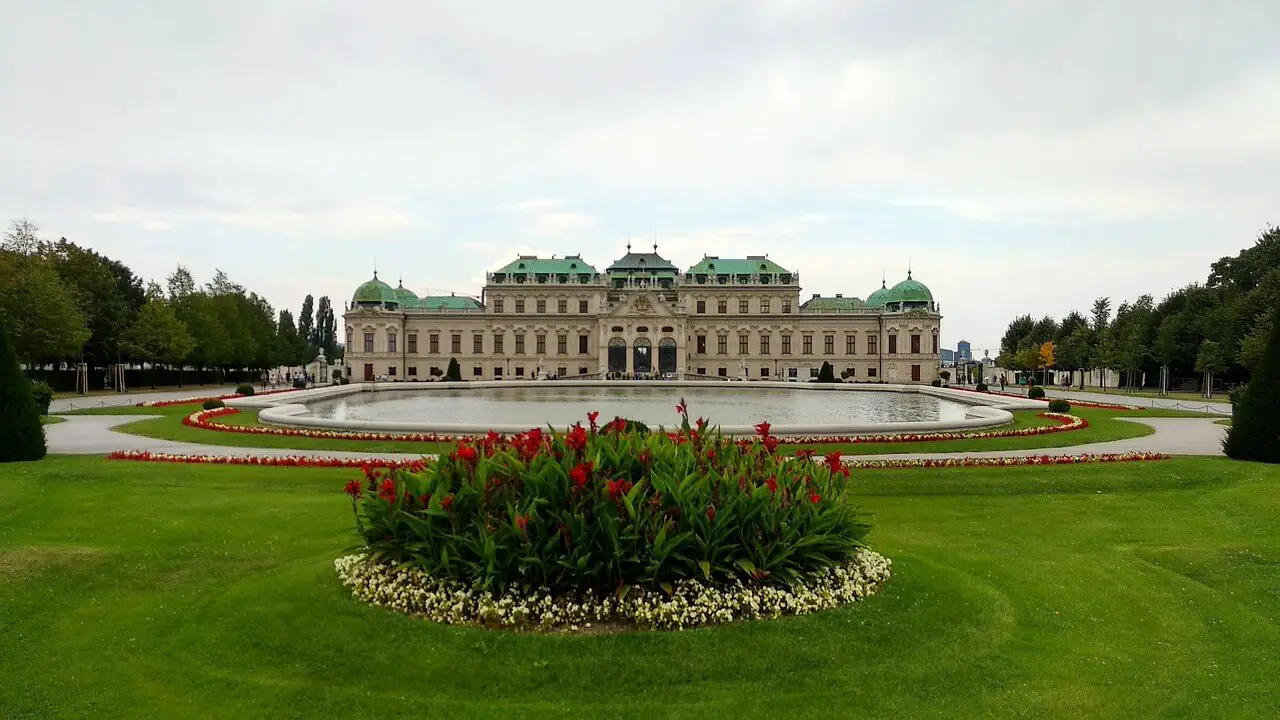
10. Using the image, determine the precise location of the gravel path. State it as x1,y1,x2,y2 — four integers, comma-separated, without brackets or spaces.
45,414,1226,461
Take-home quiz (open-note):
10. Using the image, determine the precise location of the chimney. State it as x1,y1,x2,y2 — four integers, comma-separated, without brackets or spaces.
812,293,820,299
835,293,843,298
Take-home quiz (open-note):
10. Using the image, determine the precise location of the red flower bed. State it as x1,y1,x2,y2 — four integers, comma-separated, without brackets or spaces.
140,388,301,408
105,449,1169,470
184,407,1090,446
950,386,1139,411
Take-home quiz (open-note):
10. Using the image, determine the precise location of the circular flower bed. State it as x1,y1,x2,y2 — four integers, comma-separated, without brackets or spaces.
338,403,886,631
184,407,1089,446
334,549,891,631
138,387,298,408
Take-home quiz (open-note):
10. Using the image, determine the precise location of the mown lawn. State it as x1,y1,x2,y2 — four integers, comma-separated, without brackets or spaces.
2,455,1277,718
57,402,1183,456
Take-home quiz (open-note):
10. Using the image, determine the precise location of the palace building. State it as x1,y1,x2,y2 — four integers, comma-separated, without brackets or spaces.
342,247,942,383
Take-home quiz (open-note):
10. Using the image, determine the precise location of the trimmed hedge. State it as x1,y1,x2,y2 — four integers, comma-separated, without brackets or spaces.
1225,301,1280,463
1028,385,1046,399
236,384,255,396
29,379,54,415
1047,399,1071,413
976,382,989,392
0,319,46,462
203,398,226,410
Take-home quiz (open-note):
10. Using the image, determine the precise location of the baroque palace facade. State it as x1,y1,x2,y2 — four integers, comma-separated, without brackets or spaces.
342,247,942,383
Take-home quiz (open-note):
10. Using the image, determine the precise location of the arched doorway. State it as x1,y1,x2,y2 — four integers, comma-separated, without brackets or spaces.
633,337,652,374
607,337,627,374
658,337,677,375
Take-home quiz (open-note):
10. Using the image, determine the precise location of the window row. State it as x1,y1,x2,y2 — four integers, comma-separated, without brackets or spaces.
371,365,592,379
693,298,791,314
491,298,591,314
355,331,590,355
689,365,897,379
690,332,939,355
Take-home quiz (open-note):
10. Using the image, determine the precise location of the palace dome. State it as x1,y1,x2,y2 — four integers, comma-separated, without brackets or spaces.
865,280,892,308
885,271,933,305
393,282,421,309
352,274,397,307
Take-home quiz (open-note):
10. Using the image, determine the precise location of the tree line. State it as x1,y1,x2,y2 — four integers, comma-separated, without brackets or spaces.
0,218,344,385
996,226,1278,389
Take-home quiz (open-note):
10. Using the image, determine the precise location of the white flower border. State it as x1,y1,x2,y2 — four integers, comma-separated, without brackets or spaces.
335,549,892,632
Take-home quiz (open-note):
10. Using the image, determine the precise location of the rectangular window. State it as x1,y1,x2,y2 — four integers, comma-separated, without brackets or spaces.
473,334,483,354
932,334,939,354
515,333,526,354
718,367,728,377
558,299,567,314
557,366,567,377
739,335,749,355
846,334,855,355
782,300,792,314
473,366,482,377
388,366,397,377
782,335,792,354
696,300,706,314
579,299,588,313
761,299,771,314
889,335,898,354
494,298,504,313
578,335,588,354
802,335,813,355
557,335,567,355
868,367,878,378
911,334,921,354
760,333,770,354
536,299,546,314
408,334,418,354
408,366,417,377
696,335,707,354
824,334,834,355
845,366,855,378
696,367,706,375
868,335,878,354
739,298,749,314
536,334,546,355
515,298,525,313
494,366,503,378
515,366,525,377
494,333,504,354
911,364,921,381
451,334,461,354
346,328,353,347
363,332,374,353
387,333,397,353
717,335,727,355
760,367,769,377
717,299,727,314
429,333,439,354
578,365,588,375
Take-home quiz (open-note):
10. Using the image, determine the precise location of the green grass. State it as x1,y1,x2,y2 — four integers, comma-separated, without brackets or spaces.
2,456,1278,718
60,401,1191,456
39,415,65,425
1217,418,1234,427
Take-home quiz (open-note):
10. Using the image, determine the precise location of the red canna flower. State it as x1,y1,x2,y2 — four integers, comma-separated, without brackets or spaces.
824,451,843,472
565,424,588,451
794,449,815,460
763,435,779,454
378,478,397,502
569,461,593,490
343,479,363,497
638,450,651,466
455,445,478,463
696,417,708,433
607,417,628,434
441,493,455,511
705,504,717,522
587,411,600,431
675,399,687,415
515,514,528,531
754,420,771,437
809,492,821,504
765,476,778,494
607,478,633,502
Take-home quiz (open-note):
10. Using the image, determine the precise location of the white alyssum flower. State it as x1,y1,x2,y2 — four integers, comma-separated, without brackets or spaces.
333,551,892,632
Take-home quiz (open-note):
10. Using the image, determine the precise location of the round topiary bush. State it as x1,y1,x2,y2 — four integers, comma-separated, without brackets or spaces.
1047,399,1071,413
0,320,46,462
28,379,54,415
235,383,255,396
976,382,989,392
203,398,225,410
338,406,889,630
930,379,942,387
1028,385,1046,399
292,378,306,389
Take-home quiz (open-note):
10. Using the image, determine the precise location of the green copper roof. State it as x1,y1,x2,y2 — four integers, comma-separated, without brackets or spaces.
352,274,397,305
606,250,678,274
865,281,891,308
393,283,421,309
886,272,934,305
800,295,865,312
421,295,484,311
686,255,792,276
492,255,598,275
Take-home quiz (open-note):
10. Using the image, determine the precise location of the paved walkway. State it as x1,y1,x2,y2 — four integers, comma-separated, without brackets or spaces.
50,385,244,413
959,384,1232,415
45,414,1227,461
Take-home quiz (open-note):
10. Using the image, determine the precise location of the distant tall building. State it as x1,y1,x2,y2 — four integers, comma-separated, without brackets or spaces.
940,348,954,363
956,340,972,362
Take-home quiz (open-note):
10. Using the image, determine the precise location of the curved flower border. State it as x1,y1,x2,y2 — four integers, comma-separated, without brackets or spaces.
184,407,1091,446
334,551,892,632
951,386,1140,411
139,388,300,408
106,449,1168,470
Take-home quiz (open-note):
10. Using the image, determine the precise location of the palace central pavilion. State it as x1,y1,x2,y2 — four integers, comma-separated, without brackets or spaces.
343,247,942,383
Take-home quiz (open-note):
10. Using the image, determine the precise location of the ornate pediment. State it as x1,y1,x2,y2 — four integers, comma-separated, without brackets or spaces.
608,292,677,318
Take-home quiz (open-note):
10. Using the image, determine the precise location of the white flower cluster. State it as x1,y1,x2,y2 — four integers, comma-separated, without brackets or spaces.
334,551,891,632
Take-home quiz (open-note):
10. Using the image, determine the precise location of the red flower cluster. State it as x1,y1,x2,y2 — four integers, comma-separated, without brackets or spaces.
105,450,430,471
343,479,363,497
139,388,300,408
378,478,397,502
569,461,593,490
607,478,634,502
565,424,588,451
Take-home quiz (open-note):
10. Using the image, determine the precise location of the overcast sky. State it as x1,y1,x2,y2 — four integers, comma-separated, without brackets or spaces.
2,0,1277,353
